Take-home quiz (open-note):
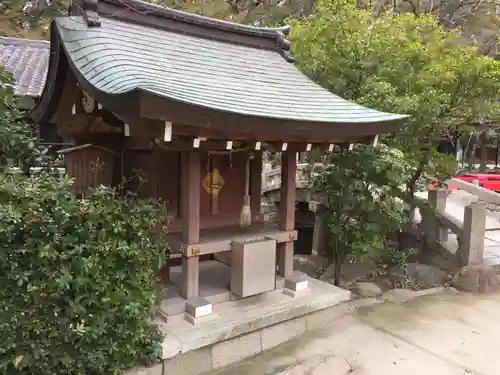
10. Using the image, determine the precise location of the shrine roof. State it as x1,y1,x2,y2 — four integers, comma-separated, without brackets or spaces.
0,37,49,97
33,0,408,135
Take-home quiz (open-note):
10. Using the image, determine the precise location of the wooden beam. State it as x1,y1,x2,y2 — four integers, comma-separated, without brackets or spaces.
277,150,297,278
140,93,401,140
154,137,246,151
180,151,201,299
57,114,122,136
180,229,298,257
124,138,154,150
112,115,379,143
51,68,79,125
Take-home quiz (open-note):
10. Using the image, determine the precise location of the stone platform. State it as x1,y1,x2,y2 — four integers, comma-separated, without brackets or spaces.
159,260,286,316
151,277,350,375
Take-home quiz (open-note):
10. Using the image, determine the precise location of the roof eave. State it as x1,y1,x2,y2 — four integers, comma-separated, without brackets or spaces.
137,90,406,142
29,25,67,125
15,95,37,110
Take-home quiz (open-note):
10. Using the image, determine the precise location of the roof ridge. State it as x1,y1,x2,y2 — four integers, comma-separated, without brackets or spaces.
0,37,50,48
71,0,293,61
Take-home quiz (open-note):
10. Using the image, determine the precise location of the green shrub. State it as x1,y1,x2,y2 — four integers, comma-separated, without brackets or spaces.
0,173,169,375
310,144,411,285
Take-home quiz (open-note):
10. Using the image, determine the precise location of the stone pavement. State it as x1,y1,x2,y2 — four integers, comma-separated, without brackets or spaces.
207,289,500,375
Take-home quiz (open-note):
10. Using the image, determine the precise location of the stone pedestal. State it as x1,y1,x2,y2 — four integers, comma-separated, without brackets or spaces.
231,237,277,298
184,297,213,325
284,271,309,297
309,201,327,256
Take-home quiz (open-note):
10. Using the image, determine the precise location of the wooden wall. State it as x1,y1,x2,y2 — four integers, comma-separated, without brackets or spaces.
125,148,247,233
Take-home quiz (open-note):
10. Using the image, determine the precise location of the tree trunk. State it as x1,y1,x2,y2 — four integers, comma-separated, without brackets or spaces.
468,142,477,171
330,237,345,287
333,259,342,286
479,131,488,172
495,137,500,167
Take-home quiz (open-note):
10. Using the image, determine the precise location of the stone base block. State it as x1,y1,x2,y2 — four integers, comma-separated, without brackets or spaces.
186,297,212,318
185,298,213,325
184,312,219,325
284,288,310,298
285,271,308,292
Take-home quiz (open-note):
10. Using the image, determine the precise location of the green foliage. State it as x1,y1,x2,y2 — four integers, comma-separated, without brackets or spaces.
0,0,313,38
0,66,36,173
0,0,66,38
151,0,316,25
0,51,168,375
373,244,417,274
310,144,411,285
0,175,169,375
290,0,500,201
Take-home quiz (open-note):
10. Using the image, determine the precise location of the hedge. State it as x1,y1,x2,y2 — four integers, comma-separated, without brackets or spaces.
0,173,168,375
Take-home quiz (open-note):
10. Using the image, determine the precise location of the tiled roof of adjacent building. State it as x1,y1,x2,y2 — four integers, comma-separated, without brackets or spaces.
0,37,49,97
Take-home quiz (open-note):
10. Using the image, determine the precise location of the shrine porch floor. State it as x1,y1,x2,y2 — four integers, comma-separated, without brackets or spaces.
154,273,351,374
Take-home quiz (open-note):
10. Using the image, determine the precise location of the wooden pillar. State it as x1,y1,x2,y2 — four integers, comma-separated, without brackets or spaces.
250,151,263,221
459,202,486,267
180,151,201,299
427,188,448,242
278,150,296,278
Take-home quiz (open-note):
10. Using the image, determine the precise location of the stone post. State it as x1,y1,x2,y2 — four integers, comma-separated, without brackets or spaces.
427,188,448,242
458,201,487,266
309,201,326,256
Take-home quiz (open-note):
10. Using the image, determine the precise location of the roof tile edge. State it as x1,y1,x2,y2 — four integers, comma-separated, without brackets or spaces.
0,37,50,47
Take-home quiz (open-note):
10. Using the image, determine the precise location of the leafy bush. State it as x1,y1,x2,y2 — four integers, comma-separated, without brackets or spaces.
310,144,411,285
0,67,37,174
290,0,500,207
0,173,169,375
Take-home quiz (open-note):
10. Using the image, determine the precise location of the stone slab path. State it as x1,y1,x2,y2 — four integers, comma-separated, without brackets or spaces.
207,289,500,375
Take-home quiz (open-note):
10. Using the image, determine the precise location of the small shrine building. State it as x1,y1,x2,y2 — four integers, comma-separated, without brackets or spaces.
31,0,407,317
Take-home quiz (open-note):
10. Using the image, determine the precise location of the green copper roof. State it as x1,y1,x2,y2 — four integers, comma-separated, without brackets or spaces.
55,16,407,124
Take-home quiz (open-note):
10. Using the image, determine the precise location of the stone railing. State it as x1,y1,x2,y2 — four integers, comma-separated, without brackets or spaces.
445,177,500,214
308,182,490,266
261,163,310,194
263,165,493,266
417,188,487,267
